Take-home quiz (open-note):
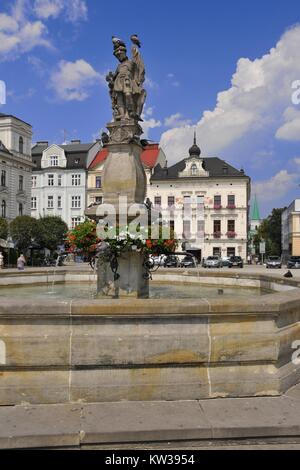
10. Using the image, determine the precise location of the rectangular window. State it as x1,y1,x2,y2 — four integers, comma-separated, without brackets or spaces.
183,220,191,239
71,217,81,229
96,176,102,188
228,195,235,208
72,174,81,186
32,175,37,188
214,195,221,208
227,247,236,257
154,196,161,208
228,220,235,232
71,196,81,209
58,175,62,186
168,196,175,207
197,220,205,237
19,175,23,191
197,195,204,206
213,220,221,237
57,196,62,209
31,197,37,210
50,156,58,167
48,174,54,186
1,170,6,187
47,196,54,209
213,247,221,256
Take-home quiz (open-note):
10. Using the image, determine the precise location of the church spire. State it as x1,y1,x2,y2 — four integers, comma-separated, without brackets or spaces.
189,131,201,157
251,195,261,221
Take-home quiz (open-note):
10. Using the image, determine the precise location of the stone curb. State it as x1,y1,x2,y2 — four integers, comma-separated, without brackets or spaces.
0,384,299,449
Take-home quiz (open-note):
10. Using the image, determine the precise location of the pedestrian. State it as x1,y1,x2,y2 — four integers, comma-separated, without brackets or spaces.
17,254,26,271
0,252,4,269
247,254,251,265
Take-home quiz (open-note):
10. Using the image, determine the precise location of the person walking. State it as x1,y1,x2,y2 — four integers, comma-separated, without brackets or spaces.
17,254,26,271
0,252,4,269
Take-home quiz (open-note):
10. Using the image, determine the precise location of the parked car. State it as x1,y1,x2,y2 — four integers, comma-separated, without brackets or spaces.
266,256,282,269
180,255,197,268
152,255,167,266
221,256,231,267
228,256,244,268
164,255,180,268
287,256,300,269
203,256,223,268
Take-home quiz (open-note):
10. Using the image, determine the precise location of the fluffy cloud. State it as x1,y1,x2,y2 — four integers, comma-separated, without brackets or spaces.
141,107,162,138
0,0,51,60
275,107,300,141
50,59,104,101
160,25,300,164
164,113,192,128
34,0,88,23
252,170,298,203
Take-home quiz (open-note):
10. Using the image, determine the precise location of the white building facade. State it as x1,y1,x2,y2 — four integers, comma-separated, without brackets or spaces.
31,141,100,228
0,113,33,221
148,139,250,261
282,199,300,261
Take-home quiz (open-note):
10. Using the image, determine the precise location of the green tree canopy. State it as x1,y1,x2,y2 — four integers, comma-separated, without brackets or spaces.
0,218,8,240
10,216,40,253
256,207,286,256
36,216,68,252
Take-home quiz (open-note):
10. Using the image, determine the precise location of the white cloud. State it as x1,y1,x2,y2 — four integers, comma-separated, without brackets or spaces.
164,112,192,128
50,59,104,101
34,0,88,23
141,107,161,138
160,25,300,164
0,0,52,60
253,170,298,203
275,107,300,141
145,77,158,89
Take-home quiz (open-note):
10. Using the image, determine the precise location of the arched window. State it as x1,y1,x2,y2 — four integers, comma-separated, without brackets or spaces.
1,199,6,218
19,137,24,154
191,164,197,176
18,203,23,216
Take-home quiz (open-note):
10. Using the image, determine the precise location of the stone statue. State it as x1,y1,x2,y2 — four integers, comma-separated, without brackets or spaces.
106,35,147,128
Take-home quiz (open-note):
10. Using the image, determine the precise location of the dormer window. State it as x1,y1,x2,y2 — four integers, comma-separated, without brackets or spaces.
191,164,198,176
50,155,58,167
223,165,228,175
19,137,24,154
74,158,80,165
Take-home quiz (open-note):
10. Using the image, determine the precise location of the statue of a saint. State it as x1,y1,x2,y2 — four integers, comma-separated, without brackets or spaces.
106,36,147,123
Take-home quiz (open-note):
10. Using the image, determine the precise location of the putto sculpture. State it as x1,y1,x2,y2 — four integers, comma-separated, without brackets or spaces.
106,35,146,143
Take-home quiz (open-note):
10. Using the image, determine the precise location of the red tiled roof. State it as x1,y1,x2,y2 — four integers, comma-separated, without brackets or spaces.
89,143,160,170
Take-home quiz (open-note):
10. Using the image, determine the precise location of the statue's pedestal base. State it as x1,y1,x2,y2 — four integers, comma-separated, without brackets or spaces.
97,251,149,299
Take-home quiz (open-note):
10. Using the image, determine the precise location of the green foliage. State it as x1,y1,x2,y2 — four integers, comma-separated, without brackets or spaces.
256,207,286,256
36,216,68,252
10,216,40,252
0,217,8,240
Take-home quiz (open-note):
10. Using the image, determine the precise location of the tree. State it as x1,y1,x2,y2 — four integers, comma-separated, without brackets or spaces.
0,217,8,240
256,208,286,256
36,216,68,252
10,216,40,252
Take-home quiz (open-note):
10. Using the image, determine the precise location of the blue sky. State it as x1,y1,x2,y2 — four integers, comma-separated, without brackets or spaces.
1,0,300,217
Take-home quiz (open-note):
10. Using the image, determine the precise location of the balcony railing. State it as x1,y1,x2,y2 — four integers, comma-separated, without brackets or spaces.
227,204,236,210
213,232,221,239
213,204,222,210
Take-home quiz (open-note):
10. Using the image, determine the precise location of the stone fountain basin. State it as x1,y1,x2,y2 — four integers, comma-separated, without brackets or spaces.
0,269,299,405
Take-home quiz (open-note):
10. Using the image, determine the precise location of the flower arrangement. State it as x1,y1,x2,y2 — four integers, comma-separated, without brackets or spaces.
227,231,237,238
66,220,101,256
67,221,178,257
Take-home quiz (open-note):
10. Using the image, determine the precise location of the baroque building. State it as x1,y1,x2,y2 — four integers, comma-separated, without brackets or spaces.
282,199,300,260
0,113,33,221
147,137,250,261
31,140,101,228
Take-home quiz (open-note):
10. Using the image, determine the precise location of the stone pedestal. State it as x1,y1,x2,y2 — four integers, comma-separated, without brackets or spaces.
102,141,146,209
97,251,149,299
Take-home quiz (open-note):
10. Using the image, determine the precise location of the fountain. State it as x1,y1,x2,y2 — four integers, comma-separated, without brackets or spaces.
0,36,299,406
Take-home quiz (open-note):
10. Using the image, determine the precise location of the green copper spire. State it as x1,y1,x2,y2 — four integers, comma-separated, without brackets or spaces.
251,195,261,221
